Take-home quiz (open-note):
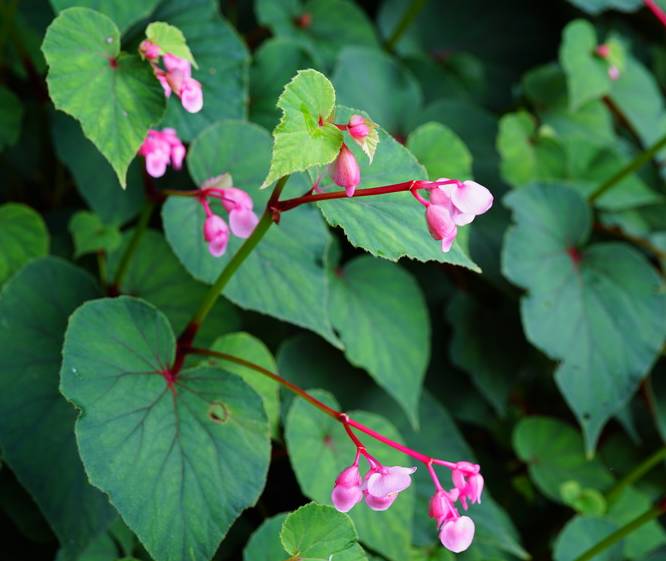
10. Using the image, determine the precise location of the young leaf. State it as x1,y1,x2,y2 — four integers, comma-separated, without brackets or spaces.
330,256,430,427
49,0,161,33
261,69,343,187
69,211,122,258
60,297,271,561
0,203,49,286
280,503,367,561
145,22,197,67
559,20,611,110
0,85,23,151
285,390,414,561
42,7,166,186
162,120,339,345
502,184,666,452
0,258,115,558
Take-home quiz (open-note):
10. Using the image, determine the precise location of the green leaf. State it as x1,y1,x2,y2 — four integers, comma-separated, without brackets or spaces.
554,517,622,561
243,513,288,561
255,0,379,68
262,69,343,187
151,0,250,141
502,184,666,452
565,0,642,15
249,38,316,131
106,229,240,339
406,122,472,181
332,46,422,137
330,256,430,427
145,22,196,66
162,120,338,345
559,481,607,516
317,107,479,270
446,293,522,416
281,503,367,561
497,110,567,187
202,332,280,438
60,296,271,561
0,257,115,558
285,390,414,561
69,211,122,258
0,203,49,285
559,20,611,110
0,85,23,151
513,417,613,502
52,113,145,226
49,0,160,32
42,7,166,186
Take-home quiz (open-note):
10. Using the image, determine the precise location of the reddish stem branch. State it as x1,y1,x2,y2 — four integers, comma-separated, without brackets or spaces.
645,0,666,27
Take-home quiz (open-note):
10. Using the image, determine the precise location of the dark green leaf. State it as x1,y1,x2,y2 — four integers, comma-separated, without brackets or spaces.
69,211,122,257
0,86,23,151
49,0,160,32
0,203,49,285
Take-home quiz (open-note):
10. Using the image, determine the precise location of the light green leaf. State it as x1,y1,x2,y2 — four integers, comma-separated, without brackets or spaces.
151,0,250,141
262,69,343,187
42,7,166,186
559,481,607,516
559,20,611,110
317,107,479,270
406,122,472,181
243,513,288,561
502,184,666,452
330,256,430,427
162,120,338,345
0,203,49,285
60,296,271,561
69,211,122,258
145,22,196,67
203,333,280,438
52,113,145,226
0,86,23,150
0,258,115,558
281,503,367,561
513,417,613,502
285,390,414,561
49,0,160,32
554,517,622,561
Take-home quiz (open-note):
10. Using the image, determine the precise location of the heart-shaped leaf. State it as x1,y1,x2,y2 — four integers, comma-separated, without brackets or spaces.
502,184,666,452
69,211,122,258
0,203,49,286
262,69,343,187
42,7,166,186
0,257,115,558
60,296,271,561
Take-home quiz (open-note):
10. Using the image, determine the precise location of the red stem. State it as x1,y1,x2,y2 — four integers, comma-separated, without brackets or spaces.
645,0,666,27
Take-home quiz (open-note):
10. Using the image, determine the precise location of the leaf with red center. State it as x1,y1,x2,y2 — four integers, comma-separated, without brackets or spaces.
59,296,270,561
502,183,665,453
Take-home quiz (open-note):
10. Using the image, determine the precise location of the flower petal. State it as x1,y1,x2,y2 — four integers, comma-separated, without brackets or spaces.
451,181,493,216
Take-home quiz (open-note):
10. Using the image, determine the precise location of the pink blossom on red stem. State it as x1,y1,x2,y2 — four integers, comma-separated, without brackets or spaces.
330,143,361,197
331,465,364,512
138,128,186,178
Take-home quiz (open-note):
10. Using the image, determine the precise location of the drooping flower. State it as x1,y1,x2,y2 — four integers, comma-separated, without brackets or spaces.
138,129,187,178
364,465,416,511
425,204,458,253
348,114,369,141
203,214,229,257
201,174,259,239
331,465,364,513
330,143,361,197
440,516,475,553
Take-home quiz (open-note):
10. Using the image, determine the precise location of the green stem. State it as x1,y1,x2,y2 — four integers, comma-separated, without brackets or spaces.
589,133,666,203
606,445,666,503
572,500,666,561
185,175,290,331
111,202,154,291
384,0,429,52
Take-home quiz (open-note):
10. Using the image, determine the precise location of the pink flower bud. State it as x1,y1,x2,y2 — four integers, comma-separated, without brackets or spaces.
440,516,475,553
595,44,610,58
330,144,361,197
203,214,229,257
348,114,369,140
139,39,161,60
163,53,191,75
331,465,363,513
220,187,254,213
429,490,456,522
467,473,484,504
229,209,259,238
181,77,203,113
608,65,620,80
425,205,458,252
363,465,416,511
145,151,169,178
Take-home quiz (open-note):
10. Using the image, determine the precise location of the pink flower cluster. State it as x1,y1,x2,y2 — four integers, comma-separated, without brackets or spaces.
331,444,483,553
140,40,203,113
199,174,259,257
420,178,493,252
138,128,186,178
328,114,374,197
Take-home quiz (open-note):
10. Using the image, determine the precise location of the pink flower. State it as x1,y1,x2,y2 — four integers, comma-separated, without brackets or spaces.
425,205,457,252
348,114,369,141
595,44,610,58
139,39,161,60
331,465,363,513
330,144,361,197
429,489,459,525
138,129,187,178
449,180,493,216
364,465,416,511
451,462,484,509
218,187,258,238
608,65,620,80
180,77,204,113
203,214,229,257
440,516,475,553
145,50,204,113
